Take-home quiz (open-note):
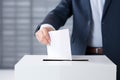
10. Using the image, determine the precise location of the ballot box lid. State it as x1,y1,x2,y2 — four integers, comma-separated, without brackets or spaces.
15,55,116,67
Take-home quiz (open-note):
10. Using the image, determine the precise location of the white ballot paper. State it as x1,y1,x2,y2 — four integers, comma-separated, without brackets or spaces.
47,29,72,60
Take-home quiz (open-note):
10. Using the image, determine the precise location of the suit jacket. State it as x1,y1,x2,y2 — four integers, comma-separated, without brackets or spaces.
36,0,120,76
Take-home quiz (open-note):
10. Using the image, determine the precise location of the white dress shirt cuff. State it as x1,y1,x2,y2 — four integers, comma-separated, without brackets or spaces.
40,24,55,30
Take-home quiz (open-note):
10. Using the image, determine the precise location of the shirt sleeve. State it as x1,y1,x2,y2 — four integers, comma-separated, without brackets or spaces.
40,24,55,30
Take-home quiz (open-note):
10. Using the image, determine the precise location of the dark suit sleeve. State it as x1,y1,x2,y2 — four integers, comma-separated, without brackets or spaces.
35,0,72,32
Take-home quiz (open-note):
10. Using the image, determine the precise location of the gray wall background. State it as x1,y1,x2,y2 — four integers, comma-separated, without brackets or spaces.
0,0,73,69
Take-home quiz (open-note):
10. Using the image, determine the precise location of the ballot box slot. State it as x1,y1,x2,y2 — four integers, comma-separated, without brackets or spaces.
43,59,89,61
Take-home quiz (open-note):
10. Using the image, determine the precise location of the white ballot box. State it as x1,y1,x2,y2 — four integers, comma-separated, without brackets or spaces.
15,55,116,80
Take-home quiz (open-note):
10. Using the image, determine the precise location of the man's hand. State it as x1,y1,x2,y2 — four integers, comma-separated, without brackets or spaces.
35,27,54,45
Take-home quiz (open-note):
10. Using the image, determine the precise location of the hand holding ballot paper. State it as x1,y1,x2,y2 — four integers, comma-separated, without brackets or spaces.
36,27,72,59
36,28,88,61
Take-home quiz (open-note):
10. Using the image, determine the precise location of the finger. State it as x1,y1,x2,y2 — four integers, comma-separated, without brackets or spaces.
35,31,42,43
36,30,49,45
40,30,50,45
42,28,51,43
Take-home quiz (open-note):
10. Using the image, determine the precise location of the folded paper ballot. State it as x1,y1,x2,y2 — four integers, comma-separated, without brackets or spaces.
47,29,72,60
